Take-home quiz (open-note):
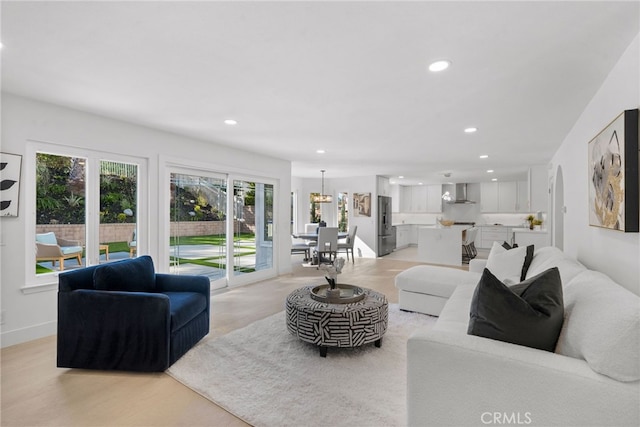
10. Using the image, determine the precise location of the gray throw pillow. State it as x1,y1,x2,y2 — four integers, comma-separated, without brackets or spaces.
468,267,564,352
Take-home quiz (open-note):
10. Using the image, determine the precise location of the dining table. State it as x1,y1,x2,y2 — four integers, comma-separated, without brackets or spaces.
292,231,349,241
292,231,349,264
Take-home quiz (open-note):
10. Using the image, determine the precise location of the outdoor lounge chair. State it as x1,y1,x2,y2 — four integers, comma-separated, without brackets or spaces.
36,232,83,271
128,230,137,257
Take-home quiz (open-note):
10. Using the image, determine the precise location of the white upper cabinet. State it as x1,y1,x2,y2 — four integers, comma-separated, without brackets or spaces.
481,180,528,213
426,184,443,213
401,186,412,212
481,182,499,212
517,180,529,212
498,181,517,212
410,186,428,212
529,166,548,212
394,184,442,213
377,176,391,196
391,184,401,212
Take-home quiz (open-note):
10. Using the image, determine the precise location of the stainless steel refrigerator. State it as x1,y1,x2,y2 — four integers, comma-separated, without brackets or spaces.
377,196,395,256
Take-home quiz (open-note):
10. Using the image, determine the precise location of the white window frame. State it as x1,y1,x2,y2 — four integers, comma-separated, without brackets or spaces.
24,140,148,292
159,156,279,290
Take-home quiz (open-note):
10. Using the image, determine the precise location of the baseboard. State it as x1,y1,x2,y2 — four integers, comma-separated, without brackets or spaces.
1,320,56,348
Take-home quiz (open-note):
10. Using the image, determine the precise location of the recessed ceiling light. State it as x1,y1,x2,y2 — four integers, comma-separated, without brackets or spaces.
418,182,424,185
464,127,477,133
479,155,489,159
492,178,498,182
0,42,3,49
316,149,325,154
487,169,494,173
398,176,404,179
224,119,238,125
428,60,450,72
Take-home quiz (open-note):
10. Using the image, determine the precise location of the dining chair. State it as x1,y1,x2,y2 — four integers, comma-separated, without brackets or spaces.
313,227,338,266
461,227,479,263
337,225,358,263
304,223,319,248
291,236,311,259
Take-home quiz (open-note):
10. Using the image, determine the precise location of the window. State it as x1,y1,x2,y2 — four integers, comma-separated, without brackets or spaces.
309,193,320,223
338,192,349,232
35,153,86,274
99,160,138,264
30,143,146,284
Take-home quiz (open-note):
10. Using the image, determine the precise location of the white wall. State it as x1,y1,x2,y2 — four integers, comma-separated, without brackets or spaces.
551,33,640,295
0,93,292,347
291,175,378,258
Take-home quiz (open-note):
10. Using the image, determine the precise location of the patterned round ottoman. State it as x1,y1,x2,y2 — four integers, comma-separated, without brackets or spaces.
285,285,388,357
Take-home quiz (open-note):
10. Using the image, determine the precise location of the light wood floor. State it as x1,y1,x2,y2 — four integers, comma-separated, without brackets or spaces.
1,255,427,427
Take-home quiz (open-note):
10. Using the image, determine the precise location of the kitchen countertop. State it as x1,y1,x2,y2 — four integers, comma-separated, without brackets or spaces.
477,224,527,228
514,228,549,233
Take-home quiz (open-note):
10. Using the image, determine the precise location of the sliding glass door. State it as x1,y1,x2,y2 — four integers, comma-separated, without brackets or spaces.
170,172,227,290
168,170,276,289
232,180,273,277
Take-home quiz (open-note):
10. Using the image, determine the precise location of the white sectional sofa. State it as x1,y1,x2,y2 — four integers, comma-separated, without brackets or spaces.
395,246,640,426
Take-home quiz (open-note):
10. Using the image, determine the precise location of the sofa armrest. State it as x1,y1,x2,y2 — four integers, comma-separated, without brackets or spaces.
156,273,210,295
57,290,171,371
468,258,487,273
407,329,639,426
156,273,211,318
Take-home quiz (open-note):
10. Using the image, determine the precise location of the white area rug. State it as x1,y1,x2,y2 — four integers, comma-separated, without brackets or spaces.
167,304,436,427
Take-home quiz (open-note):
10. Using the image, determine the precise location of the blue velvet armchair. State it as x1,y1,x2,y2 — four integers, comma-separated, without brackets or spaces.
57,256,210,372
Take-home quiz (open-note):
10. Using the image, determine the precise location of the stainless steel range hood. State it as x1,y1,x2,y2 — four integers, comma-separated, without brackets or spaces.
447,183,476,204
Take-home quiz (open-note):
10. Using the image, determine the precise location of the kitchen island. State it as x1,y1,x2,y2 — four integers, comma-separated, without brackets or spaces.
417,225,470,267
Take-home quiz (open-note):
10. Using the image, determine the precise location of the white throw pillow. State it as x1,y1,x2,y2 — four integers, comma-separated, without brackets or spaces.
485,241,527,285
556,270,640,382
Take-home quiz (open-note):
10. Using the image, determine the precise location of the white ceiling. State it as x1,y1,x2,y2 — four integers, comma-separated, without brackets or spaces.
2,1,638,184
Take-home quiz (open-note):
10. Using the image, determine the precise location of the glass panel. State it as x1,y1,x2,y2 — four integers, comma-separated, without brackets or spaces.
290,192,295,234
338,192,349,232
309,193,320,223
99,160,138,263
35,153,86,274
233,180,273,276
170,173,227,286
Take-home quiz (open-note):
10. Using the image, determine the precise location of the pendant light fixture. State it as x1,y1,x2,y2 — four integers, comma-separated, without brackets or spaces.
312,170,333,203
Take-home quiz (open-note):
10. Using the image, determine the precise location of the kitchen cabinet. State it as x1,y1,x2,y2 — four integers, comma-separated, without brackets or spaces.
514,229,549,248
377,176,391,197
426,185,443,213
401,186,412,212
529,166,548,212
478,225,510,248
411,186,428,212
481,181,529,213
395,224,411,249
477,225,527,248
391,184,401,212
394,224,420,248
517,180,529,212
409,225,419,244
498,181,517,212
481,182,499,212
